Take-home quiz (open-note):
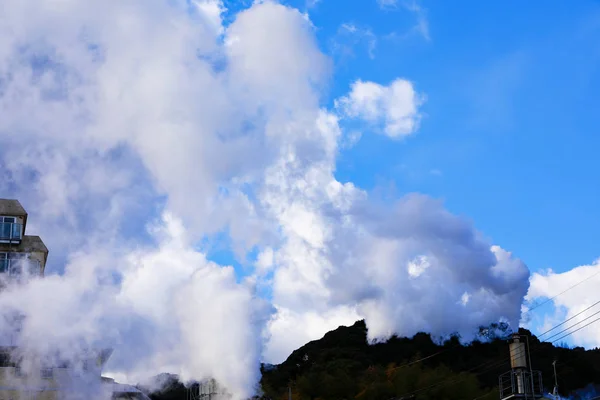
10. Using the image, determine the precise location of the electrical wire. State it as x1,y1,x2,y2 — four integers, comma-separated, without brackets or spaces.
471,317,600,400
389,348,450,371
550,315,600,344
468,317,600,399
537,299,600,339
543,309,600,343
394,307,600,400
523,269,600,315
392,280,600,399
386,271,600,375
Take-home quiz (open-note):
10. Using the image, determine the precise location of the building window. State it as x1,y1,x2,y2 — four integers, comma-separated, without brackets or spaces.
0,253,18,274
0,216,22,241
0,253,7,273
41,368,53,379
0,351,11,367
0,253,40,276
0,253,23,275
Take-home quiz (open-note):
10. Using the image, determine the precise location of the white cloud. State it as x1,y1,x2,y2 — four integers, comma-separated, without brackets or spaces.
377,0,398,8
255,247,275,275
264,305,360,363
376,0,430,41
336,78,425,138
263,184,530,360
0,0,324,397
525,260,600,348
334,23,377,59
255,105,529,361
404,0,430,41
193,0,227,35
0,0,532,396
407,255,431,278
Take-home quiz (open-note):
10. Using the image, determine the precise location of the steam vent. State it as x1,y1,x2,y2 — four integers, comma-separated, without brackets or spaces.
0,199,147,399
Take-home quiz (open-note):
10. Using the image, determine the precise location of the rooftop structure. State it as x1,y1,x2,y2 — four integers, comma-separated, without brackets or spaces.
0,199,27,221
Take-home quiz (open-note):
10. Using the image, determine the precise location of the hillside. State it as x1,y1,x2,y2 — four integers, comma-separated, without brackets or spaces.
259,320,600,400
148,320,600,399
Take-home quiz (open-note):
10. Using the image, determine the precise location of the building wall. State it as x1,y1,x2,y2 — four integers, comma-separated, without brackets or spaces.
0,250,47,277
0,367,103,400
26,251,46,275
0,366,55,399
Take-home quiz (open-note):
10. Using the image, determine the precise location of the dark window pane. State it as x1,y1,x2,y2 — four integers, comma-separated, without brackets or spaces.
0,223,11,239
11,223,21,239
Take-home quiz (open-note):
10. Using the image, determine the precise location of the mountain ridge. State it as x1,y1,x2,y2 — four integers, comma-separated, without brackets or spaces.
149,320,600,399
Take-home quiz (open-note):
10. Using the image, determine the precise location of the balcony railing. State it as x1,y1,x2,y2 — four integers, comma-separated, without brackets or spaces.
0,222,23,243
0,258,41,276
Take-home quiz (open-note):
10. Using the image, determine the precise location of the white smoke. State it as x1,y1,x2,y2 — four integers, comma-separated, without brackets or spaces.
0,214,269,399
0,0,532,397
259,111,530,360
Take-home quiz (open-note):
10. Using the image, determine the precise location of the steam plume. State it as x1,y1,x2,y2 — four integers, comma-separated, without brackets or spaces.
0,0,532,397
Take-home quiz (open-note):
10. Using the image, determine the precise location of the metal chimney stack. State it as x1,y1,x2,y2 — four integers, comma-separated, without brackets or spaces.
499,334,544,399
509,334,528,394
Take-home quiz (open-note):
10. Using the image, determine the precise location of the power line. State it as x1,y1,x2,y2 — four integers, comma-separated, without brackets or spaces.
394,345,523,399
471,318,600,400
537,299,600,338
544,309,600,343
367,273,600,399
523,269,600,315
389,348,451,370
468,317,600,399
406,294,600,399
395,307,600,400
550,315,600,344
385,271,600,376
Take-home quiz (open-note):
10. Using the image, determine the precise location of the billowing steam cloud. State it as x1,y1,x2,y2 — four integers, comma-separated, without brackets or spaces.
0,214,269,398
0,0,531,398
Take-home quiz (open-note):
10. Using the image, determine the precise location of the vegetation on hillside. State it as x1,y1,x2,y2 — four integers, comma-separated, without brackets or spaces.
148,320,600,400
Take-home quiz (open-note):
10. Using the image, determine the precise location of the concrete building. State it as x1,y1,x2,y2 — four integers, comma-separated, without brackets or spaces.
0,199,48,278
0,199,146,399
0,347,113,400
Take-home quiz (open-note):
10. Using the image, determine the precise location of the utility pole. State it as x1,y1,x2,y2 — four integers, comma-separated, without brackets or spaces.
288,385,291,400
552,360,559,399
526,335,535,398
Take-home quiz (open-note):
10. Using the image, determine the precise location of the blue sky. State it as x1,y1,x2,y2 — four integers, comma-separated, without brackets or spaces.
262,0,600,275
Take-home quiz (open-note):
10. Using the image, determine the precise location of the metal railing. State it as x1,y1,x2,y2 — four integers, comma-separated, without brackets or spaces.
499,370,515,398
0,258,41,276
499,370,544,399
0,222,23,242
